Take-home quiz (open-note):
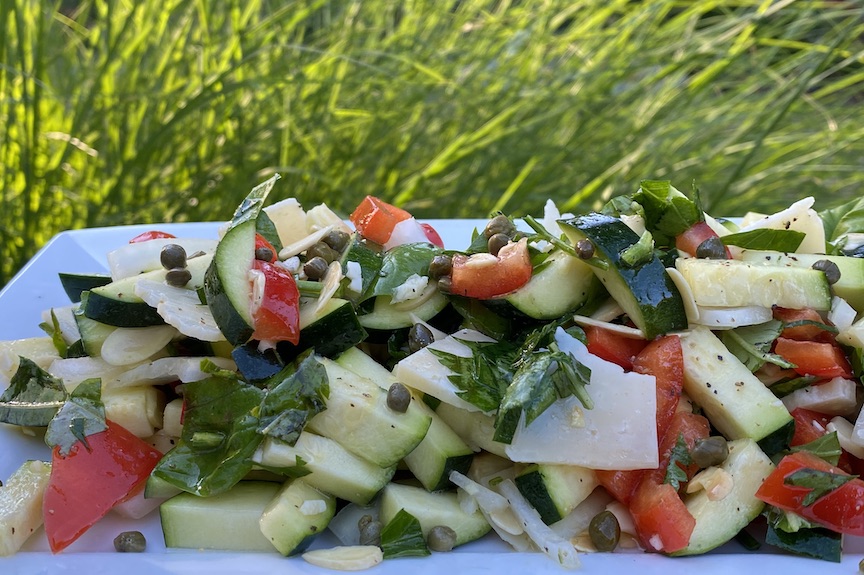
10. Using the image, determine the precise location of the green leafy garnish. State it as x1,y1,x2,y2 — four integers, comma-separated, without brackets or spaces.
371,243,441,299
380,509,430,558
763,506,841,562
255,209,283,253
0,357,68,427
632,180,702,246
790,432,842,466
258,352,329,445
619,229,654,267
228,173,280,230
720,228,805,252
430,340,511,412
784,468,858,506
663,433,692,491
769,375,819,399
721,320,792,372
46,378,107,456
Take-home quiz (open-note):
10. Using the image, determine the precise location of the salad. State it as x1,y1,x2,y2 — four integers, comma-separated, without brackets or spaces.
2,176,864,571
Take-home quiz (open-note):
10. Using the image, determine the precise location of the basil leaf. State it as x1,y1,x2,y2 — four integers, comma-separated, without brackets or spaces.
619,230,655,268
663,433,692,491
229,173,280,230
632,180,702,246
258,352,329,445
39,310,69,359
254,210,283,253
380,509,430,559
430,340,512,413
371,243,441,298
769,376,819,399
784,468,858,506
341,236,383,301
820,196,864,245
0,357,68,427
153,375,265,497
46,378,106,456
790,432,842,466
765,522,842,563
721,320,791,372
721,228,805,252
253,455,313,480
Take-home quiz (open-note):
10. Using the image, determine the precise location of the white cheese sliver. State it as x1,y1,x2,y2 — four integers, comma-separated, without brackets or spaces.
505,328,658,470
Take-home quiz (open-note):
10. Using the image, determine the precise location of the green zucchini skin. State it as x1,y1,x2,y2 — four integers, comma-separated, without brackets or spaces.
203,220,256,346
277,298,366,362
58,272,112,303
83,290,166,327
560,213,687,339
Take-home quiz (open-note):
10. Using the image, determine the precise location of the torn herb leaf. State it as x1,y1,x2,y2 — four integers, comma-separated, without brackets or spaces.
632,180,702,246
789,432,843,467
380,509,430,559
0,356,68,427
663,433,692,491
721,320,791,372
258,352,329,445
784,468,858,506
721,228,806,252
46,378,107,457
429,340,513,413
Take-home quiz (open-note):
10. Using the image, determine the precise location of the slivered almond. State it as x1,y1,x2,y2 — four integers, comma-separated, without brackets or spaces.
301,545,384,571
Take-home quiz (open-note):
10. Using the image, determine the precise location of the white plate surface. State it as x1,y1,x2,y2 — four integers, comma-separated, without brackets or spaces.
0,221,862,574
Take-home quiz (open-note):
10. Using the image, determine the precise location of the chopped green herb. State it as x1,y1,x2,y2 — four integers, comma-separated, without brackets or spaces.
663,433,692,491
784,468,858,506
380,509,430,559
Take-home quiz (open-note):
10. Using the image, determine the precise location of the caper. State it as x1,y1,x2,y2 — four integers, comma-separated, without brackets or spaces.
113,530,146,553
588,510,620,552
408,323,435,353
387,382,411,413
322,229,350,253
428,254,453,279
255,246,274,262
306,241,339,263
487,233,511,256
859,557,864,573
304,256,330,280
483,214,516,239
165,267,192,287
426,525,457,552
160,243,187,270
691,436,729,468
695,236,727,260
358,519,382,546
575,238,595,260
358,514,373,531
812,259,841,285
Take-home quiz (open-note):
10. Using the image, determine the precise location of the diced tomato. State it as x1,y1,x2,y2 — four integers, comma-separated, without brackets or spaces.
633,335,683,437
773,307,832,342
755,450,864,536
254,234,278,263
629,479,696,553
649,411,710,484
420,222,445,248
251,259,300,344
596,337,686,506
773,337,853,380
585,326,648,371
43,420,163,553
349,195,412,245
449,238,532,300
128,230,176,243
674,221,731,258
790,407,832,447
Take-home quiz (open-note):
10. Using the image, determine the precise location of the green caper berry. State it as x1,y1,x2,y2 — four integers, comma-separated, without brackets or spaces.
695,236,727,260
303,256,330,280
114,530,146,553
408,323,435,353
487,233,510,256
165,267,192,287
160,243,187,270
322,230,350,253
691,436,729,468
255,246,274,262
575,239,595,260
306,242,339,263
859,557,864,573
428,254,453,279
588,510,620,552
358,519,382,546
427,525,457,552
812,259,841,285
484,214,516,239
387,382,411,413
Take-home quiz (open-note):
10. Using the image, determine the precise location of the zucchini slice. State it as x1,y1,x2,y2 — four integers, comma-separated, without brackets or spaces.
559,213,687,339
203,219,256,345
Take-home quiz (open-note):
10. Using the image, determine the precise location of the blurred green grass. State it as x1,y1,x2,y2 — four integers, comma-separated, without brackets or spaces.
1,0,862,286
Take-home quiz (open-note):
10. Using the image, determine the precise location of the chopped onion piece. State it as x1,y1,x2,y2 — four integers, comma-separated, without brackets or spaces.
830,296,858,334
100,324,178,366
497,479,581,569
666,267,700,323
105,356,236,389
107,238,217,280
448,470,509,513
549,488,612,539
692,305,772,329
589,299,626,323
135,279,225,342
383,218,429,251
827,416,864,459
328,503,379,546
781,376,858,417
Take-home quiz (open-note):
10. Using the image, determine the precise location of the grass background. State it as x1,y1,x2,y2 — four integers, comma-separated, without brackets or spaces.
1,0,862,286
